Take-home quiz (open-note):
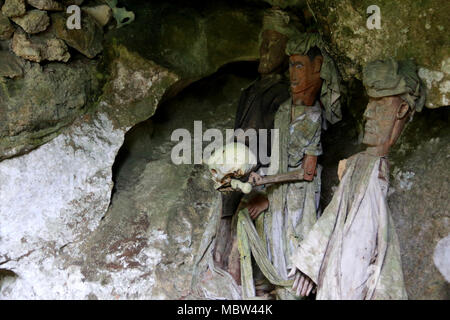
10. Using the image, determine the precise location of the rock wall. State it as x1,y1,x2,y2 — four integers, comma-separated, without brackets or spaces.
0,64,255,299
307,0,450,109
389,107,450,300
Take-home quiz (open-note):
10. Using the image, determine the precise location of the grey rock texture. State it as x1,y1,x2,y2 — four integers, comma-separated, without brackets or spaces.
1,0,26,18
12,10,50,34
52,12,103,58
307,0,450,109
105,1,262,89
12,27,70,62
0,113,126,299
26,0,63,11
389,107,450,300
0,11,14,40
0,50,24,78
0,59,99,160
82,4,112,27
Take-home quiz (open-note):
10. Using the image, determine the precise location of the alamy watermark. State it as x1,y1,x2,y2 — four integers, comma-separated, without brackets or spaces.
367,5,381,30
170,121,279,171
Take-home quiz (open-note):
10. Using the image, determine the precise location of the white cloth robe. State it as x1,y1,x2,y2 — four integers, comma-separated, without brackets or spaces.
291,152,408,300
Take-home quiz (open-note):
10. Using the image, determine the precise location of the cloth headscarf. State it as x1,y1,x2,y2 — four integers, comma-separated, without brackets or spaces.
286,33,343,124
261,8,302,39
363,58,426,112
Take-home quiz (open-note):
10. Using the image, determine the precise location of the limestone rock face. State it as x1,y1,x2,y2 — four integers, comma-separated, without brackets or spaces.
0,113,126,299
0,59,99,160
1,0,26,18
12,10,50,34
52,12,103,58
12,27,70,62
0,11,14,40
308,0,450,108
26,0,63,11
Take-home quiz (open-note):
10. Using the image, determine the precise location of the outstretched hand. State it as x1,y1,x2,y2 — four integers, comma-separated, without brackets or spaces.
288,267,316,297
246,193,269,220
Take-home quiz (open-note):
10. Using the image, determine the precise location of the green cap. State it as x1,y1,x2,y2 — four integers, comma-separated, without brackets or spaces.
261,8,301,38
363,58,426,112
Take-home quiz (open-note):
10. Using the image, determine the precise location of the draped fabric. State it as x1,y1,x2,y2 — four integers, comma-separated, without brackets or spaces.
290,152,408,300
363,59,426,112
238,99,323,299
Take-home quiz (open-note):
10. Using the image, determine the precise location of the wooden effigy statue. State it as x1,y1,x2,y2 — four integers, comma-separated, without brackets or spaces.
212,7,299,284
289,58,426,299
237,33,343,299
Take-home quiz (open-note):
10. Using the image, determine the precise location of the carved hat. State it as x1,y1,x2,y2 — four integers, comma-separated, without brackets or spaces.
363,58,426,112
286,33,343,124
261,8,302,38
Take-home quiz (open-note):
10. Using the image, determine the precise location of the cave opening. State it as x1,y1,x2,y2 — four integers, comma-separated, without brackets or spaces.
110,61,260,203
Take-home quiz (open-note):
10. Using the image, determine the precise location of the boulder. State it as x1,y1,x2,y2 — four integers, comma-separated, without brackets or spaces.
12,9,50,34
26,0,63,11
11,28,41,62
1,0,25,18
82,4,112,27
99,45,179,129
52,12,103,58
12,27,70,62
0,11,14,40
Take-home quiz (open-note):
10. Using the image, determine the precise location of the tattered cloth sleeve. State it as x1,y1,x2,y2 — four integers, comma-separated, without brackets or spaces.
304,114,322,157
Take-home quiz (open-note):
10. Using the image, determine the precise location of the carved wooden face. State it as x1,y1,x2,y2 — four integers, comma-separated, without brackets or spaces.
258,30,288,75
289,54,323,106
363,96,411,154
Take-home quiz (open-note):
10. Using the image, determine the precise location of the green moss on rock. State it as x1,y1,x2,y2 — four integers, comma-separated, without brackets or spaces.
308,0,449,108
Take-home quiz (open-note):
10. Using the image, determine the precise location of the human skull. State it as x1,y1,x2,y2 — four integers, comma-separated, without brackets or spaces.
204,142,257,190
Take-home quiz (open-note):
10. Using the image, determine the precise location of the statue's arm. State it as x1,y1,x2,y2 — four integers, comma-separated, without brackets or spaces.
303,123,322,181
